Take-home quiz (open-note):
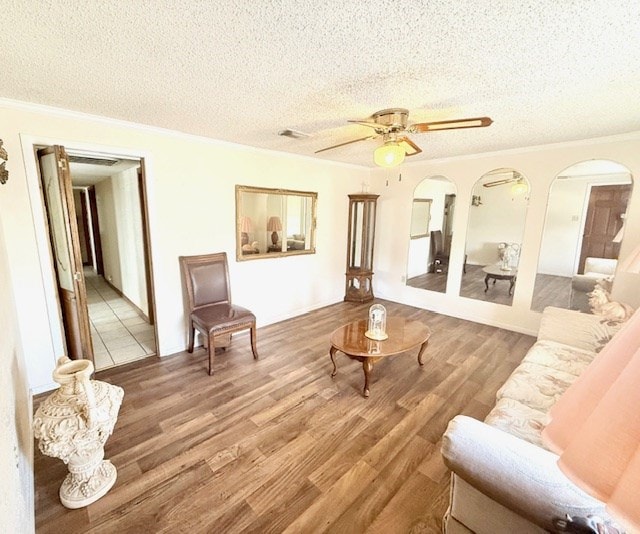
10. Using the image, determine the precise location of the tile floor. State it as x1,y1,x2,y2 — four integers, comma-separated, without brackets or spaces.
85,270,156,371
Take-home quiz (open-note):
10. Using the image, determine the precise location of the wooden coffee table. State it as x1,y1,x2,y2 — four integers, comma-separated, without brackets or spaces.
482,265,517,296
329,317,431,398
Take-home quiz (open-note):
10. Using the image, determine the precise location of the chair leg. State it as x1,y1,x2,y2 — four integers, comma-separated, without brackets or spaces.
207,332,215,376
250,323,259,360
188,322,195,353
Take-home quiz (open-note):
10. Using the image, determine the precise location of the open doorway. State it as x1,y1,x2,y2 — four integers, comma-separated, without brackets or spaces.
37,145,157,371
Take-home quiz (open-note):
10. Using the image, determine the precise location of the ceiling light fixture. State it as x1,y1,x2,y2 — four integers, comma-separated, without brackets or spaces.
511,179,528,195
374,141,405,168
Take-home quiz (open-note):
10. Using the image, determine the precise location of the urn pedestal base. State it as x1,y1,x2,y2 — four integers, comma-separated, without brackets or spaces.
60,458,117,509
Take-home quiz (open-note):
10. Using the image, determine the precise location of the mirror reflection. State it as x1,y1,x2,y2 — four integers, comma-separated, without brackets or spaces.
460,168,530,305
531,160,633,312
406,176,457,293
236,185,317,261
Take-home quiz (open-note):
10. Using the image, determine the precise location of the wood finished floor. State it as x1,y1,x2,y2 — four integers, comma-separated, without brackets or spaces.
531,273,572,312
34,299,536,534
409,267,573,313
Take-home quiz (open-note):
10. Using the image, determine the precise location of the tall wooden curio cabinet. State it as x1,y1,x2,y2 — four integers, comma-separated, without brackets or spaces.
344,193,379,302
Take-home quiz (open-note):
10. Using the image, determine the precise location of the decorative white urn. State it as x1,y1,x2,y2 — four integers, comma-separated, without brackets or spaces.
33,357,124,509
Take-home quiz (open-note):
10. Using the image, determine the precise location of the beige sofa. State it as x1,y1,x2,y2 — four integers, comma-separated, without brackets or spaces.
441,306,625,533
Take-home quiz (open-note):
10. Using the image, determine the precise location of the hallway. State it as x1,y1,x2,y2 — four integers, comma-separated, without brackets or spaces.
85,270,156,371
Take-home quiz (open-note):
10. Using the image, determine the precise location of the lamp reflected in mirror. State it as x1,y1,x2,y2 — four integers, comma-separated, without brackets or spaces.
240,216,253,246
460,168,530,306
267,216,282,247
405,175,457,294
531,160,633,312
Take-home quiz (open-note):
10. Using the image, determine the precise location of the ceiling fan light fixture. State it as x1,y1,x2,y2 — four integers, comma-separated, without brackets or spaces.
511,179,528,195
374,142,405,168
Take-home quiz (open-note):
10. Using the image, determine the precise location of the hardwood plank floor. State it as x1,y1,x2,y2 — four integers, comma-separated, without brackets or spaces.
531,273,572,312
406,272,447,293
34,299,535,533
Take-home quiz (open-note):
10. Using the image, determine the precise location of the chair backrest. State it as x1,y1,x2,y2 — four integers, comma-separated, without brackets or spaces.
179,252,231,311
430,230,445,255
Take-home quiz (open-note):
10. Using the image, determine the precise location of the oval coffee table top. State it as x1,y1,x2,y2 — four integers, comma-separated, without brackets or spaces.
330,317,431,358
482,265,517,277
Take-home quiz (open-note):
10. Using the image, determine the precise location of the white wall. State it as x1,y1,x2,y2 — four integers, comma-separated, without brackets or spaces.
100,167,148,315
0,213,34,533
95,177,123,289
0,99,368,393
465,178,529,266
371,134,640,335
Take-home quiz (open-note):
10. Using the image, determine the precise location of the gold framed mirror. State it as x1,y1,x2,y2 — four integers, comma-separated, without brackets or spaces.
235,185,317,261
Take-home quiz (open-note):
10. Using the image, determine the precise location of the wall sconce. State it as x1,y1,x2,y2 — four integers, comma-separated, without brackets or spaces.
0,139,8,185
471,195,482,206
365,304,388,340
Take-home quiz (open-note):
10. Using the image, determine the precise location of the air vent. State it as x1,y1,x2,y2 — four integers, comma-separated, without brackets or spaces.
67,155,120,166
278,129,311,138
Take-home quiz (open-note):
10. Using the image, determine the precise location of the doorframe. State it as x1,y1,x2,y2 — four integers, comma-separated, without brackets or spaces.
21,135,160,375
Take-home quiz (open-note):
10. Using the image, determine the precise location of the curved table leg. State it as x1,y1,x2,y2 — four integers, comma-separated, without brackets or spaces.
484,274,490,292
417,340,429,366
509,277,516,296
330,345,338,377
362,358,374,398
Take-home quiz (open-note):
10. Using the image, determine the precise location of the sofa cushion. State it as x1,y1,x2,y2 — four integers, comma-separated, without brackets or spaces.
522,340,595,377
496,362,579,412
484,397,550,449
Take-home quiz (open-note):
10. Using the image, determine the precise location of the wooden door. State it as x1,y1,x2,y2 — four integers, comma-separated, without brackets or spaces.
38,146,94,362
578,184,631,273
138,162,155,326
87,185,104,275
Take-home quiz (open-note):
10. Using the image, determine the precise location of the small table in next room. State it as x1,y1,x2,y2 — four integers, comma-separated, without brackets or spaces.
482,265,517,296
328,317,431,398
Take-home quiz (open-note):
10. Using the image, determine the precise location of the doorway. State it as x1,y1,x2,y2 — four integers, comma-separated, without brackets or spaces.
36,145,157,371
578,183,632,273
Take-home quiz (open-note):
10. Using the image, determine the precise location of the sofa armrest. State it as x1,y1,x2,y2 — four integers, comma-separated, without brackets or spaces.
538,306,622,353
441,416,609,532
571,274,601,293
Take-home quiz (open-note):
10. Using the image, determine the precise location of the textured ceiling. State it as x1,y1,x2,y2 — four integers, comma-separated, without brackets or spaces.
2,1,640,167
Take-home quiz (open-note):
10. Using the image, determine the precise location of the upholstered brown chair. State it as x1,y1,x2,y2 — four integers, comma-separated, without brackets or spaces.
430,230,450,273
179,252,258,375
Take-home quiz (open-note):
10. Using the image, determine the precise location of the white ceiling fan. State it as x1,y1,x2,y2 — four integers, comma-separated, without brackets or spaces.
315,108,493,167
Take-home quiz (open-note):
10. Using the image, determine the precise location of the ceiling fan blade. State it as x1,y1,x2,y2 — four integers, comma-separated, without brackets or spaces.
398,136,422,156
346,120,385,131
314,135,377,154
410,116,493,133
483,177,518,188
